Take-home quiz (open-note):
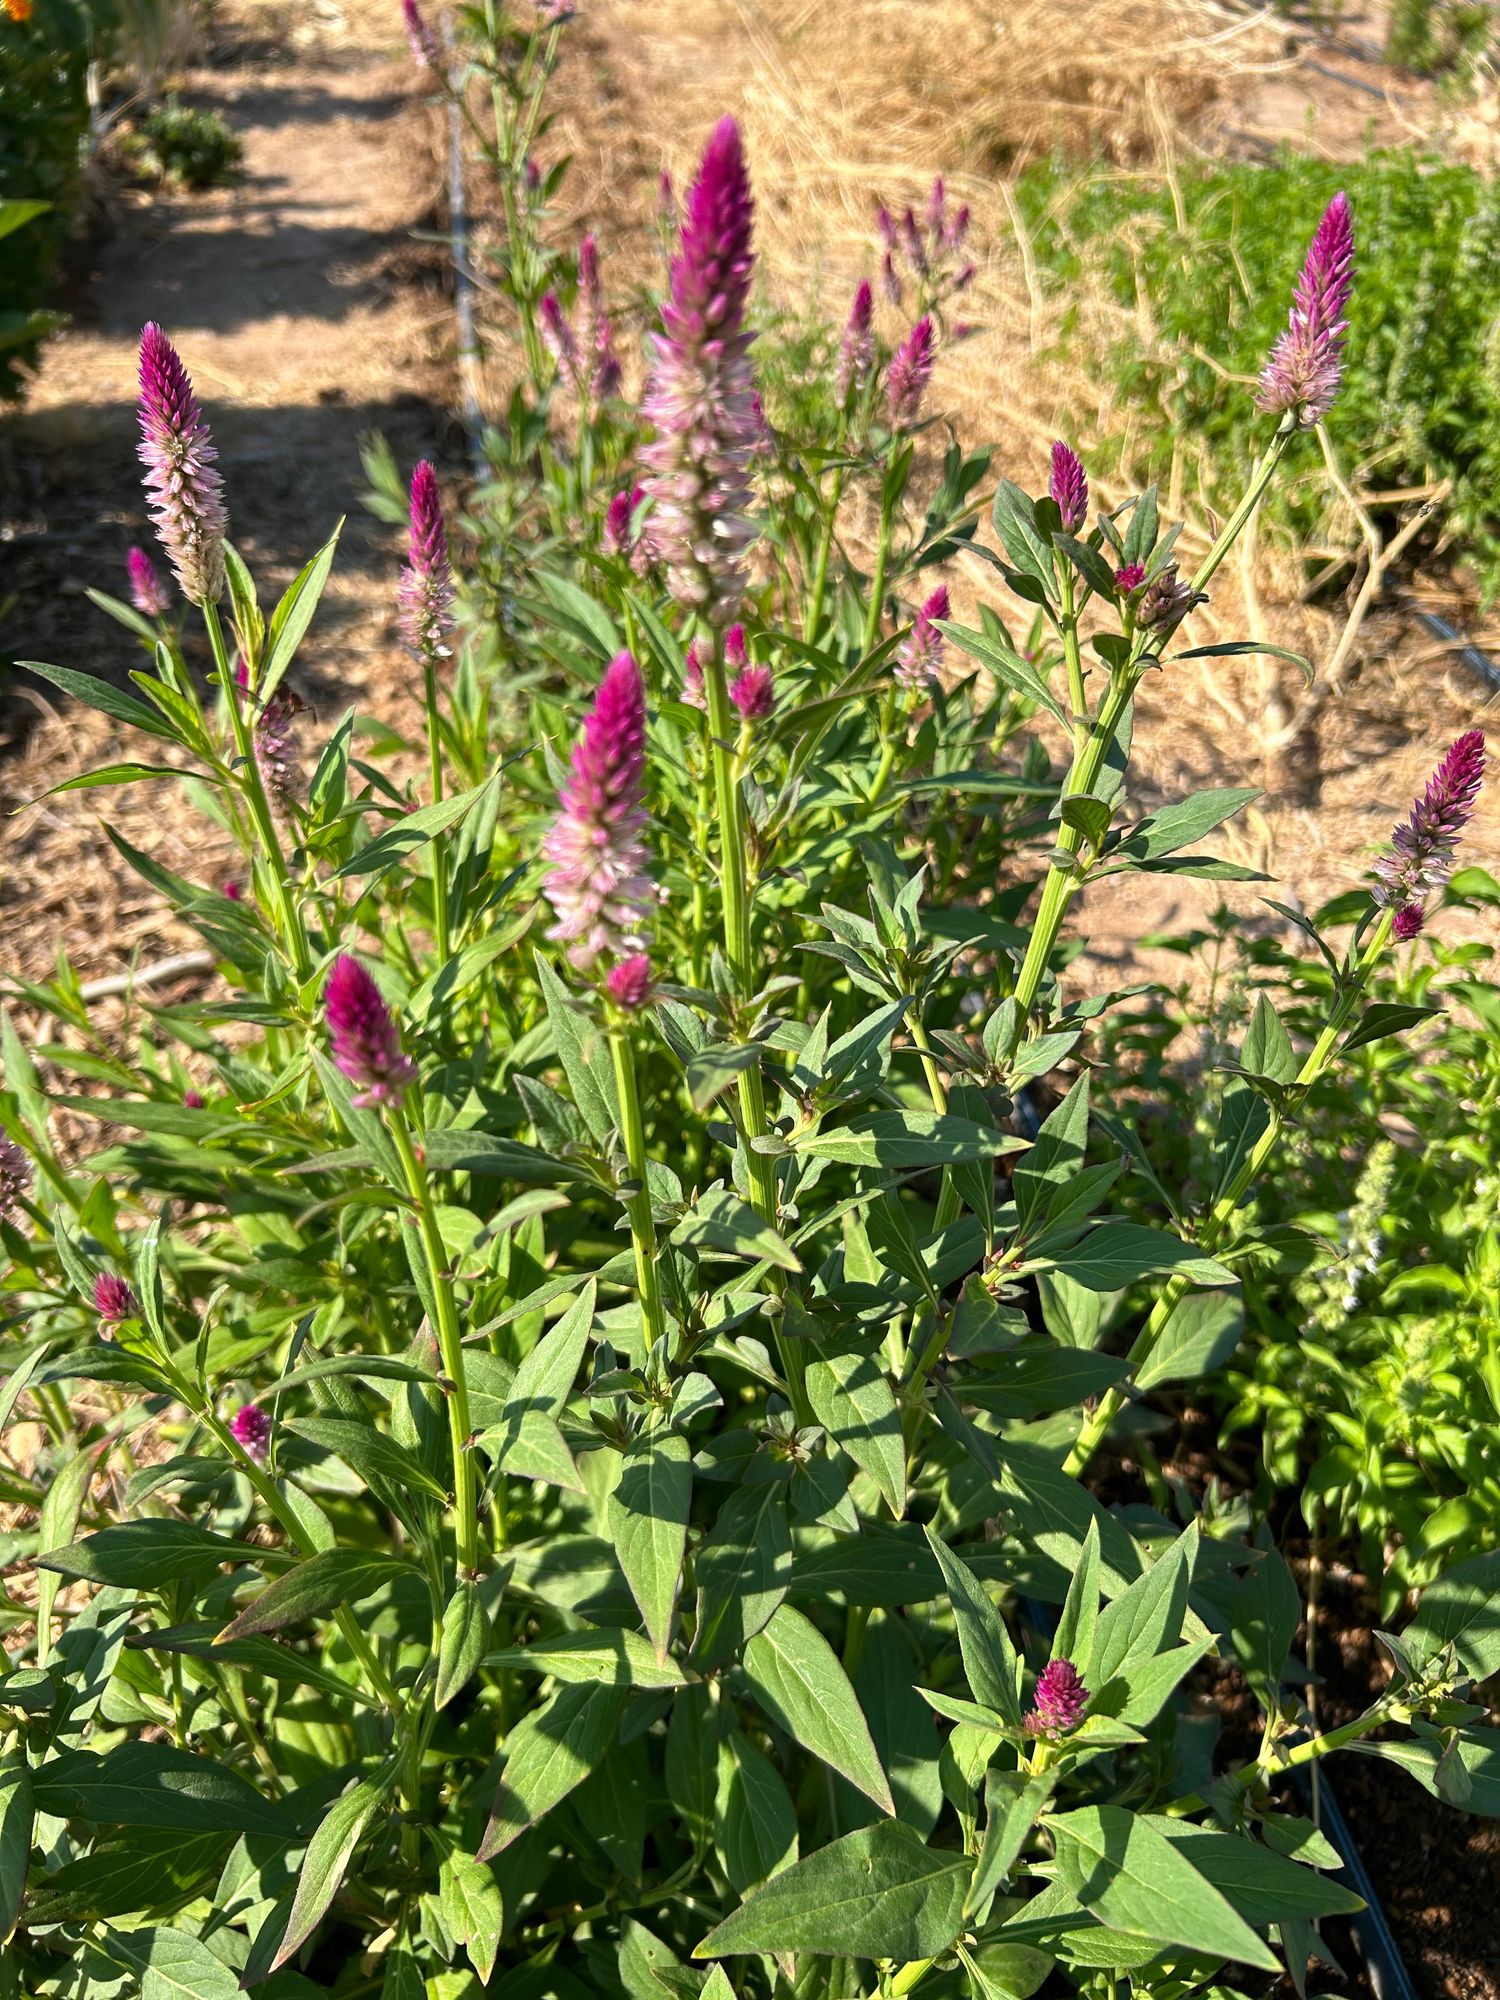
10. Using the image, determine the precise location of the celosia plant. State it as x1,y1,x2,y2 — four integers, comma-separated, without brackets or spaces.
3,42,1497,2000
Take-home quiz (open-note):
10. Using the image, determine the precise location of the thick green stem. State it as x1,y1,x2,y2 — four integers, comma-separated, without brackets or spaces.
806,463,845,645
423,655,452,964
205,601,313,982
1057,567,1088,758
610,1026,669,1352
860,481,896,661
1187,417,1296,600
1064,909,1395,1475
389,1109,481,1578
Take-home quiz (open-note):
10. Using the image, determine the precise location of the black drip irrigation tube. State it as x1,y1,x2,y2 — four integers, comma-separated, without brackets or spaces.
1288,1765,1421,2000
1406,600,1500,700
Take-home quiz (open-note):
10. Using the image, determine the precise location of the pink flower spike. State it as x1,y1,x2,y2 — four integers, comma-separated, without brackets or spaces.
231,1400,273,1462
184,1089,206,1110
641,116,761,624
137,324,229,606
1374,730,1485,922
255,687,303,820
127,545,171,619
730,663,773,721
925,176,946,240
402,0,441,69
542,651,657,970
1049,441,1088,534
1114,561,1147,594
887,316,935,427
398,460,454,660
1392,905,1424,942
836,279,876,402
1256,191,1354,428
1025,1657,1089,1737
0,1136,31,1220
682,639,707,709
541,291,582,391
724,624,748,673
606,954,654,1010
881,250,903,306
896,584,951,690
324,954,418,1110
94,1273,138,1326
224,880,242,901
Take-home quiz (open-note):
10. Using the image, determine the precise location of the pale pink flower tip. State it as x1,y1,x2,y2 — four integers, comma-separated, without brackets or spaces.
1025,1657,1089,1737
836,278,876,402
127,545,170,619
231,1400,273,1461
402,0,440,69
1374,730,1485,923
895,584,951,690
886,316,934,427
730,663,773,721
542,651,656,969
1048,440,1088,535
605,953,654,1011
94,1274,138,1325
324,954,419,1110
682,639,706,710
1256,190,1354,428
137,323,228,606
398,460,454,659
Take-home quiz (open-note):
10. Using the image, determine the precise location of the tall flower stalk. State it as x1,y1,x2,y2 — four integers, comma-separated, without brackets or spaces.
400,460,456,960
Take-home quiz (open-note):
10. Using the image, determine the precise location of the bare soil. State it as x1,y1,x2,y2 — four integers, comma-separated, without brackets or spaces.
0,0,457,988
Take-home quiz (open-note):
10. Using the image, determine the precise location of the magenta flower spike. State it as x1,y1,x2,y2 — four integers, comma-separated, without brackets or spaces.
604,484,644,558
887,315,935,427
724,624,748,673
127,545,171,619
1026,1658,1089,1737
1256,191,1354,428
398,460,454,660
542,650,656,969
0,1135,31,1220
541,291,583,392
606,953,654,1011
925,176,946,241
1048,440,1088,535
137,323,229,607
231,1400,273,1462
730,663,773,721
325,954,419,1110
94,1273,138,1326
576,234,623,402
944,202,971,252
836,278,876,403
1140,562,1202,636
640,116,760,624
1114,561,1147,594
895,584,951,690
1374,730,1485,925
881,251,903,307
184,1088,206,1109
402,0,440,68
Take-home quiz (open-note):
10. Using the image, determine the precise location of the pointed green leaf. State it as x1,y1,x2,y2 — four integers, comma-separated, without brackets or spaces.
478,1680,623,1858
923,1527,1023,1725
274,1771,393,1968
805,1344,905,1518
742,1604,894,1812
715,1729,798,1894
609,1430,691,1659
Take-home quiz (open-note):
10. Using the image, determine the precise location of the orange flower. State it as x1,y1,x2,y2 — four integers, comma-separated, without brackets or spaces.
3,0,34,23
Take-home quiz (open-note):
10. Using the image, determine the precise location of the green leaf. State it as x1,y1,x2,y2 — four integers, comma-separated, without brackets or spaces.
218,1551,416,1641
1047,1804,1279,1970
127,1623,377,1708
1092,1526,1198,1685
439,1851,505,1983
1102,1637,1216,1726
1342,1000,1442,1055
1228,1547,1300,1700
1404,1552,1500,1681
1350,1726,1500,1816
41,762,199,796
694,1476,792,1668
922,1527,1023,1725
941,622,1069,728
21,1828,226,1926
696,1819,968,1960
715,1729,798,1894
805,1345,905,1518
287,1416,448,1503
259,521,342,702
274,1771,394,1968
1144,1820,1364,1921
1111,788,1260,864
1012,1075,1089,1232
478,1681,624,1858
97,1926,243,2000
673,1185,801,1272
969,1770,1053,1915
1239,994,1298,1085
743,1604,894,1812
1041,1222,1233,1292
534,952,618,1142
488,1625,690,1689
0,1754,31,1940
36,1523,251,1591
609,1431,692,1659
1174,639,1312,683
686,1043,762,1112
797,1111,1025,1170
435,1583,490,1710
33,1743,290,1837
334,777,499,879
1053,1520,1101,1679
1135,1290,1243,1391
20,662,180,742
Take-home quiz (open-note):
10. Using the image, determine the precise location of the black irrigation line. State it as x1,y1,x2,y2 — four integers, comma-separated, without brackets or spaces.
1289,1765,1422,2000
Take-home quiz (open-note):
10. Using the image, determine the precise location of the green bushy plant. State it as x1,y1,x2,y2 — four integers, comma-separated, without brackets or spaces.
1,12,1496,1998
119,94,242,189
1385,0,1496,77
1015,147,1500,602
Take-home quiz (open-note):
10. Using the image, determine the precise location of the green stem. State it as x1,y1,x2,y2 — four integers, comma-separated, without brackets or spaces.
389,1108,481,1578
1187,417,1296,600
609,1026,668,1352
860,479,896,661
1057,567,1088,758
1064,909,1395,1475
423,654,452,964
806,463,845,645
205,601,313,983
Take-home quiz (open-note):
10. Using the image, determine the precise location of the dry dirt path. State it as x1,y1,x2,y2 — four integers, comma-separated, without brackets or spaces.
0,0,453,986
